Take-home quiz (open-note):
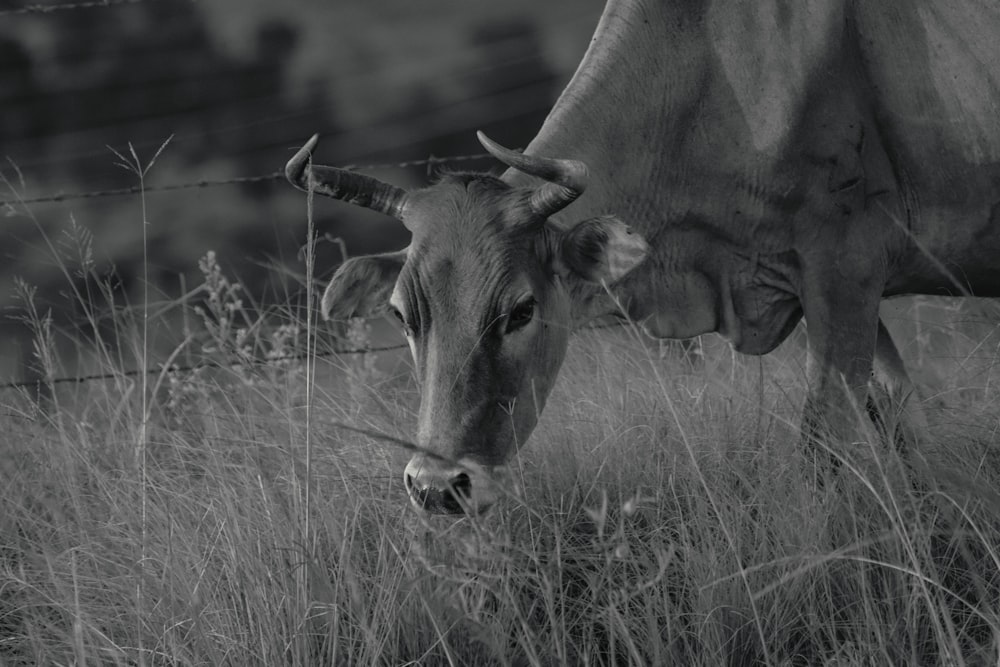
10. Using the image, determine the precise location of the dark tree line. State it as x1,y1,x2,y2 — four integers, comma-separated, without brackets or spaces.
1,2,336,188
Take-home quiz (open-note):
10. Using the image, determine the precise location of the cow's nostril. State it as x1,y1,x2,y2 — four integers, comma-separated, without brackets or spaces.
404,472,415,493
439,473,472,514
451,473,471,497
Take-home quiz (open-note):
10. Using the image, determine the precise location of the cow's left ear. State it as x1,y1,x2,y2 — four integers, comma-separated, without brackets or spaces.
321,249,406,321
558,215,648,284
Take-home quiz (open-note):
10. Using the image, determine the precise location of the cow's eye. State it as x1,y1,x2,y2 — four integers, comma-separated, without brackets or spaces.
506,297,536,333
389,306,413,336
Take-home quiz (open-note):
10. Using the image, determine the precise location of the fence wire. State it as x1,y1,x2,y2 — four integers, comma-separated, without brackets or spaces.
0,343,408,392
0,323,628,391
0,152,496,207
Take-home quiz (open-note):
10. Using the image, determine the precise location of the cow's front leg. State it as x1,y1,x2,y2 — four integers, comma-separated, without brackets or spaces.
800,276,883,453
869,318,926,450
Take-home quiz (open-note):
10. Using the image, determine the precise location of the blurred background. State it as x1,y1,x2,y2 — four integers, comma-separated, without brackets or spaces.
0,0,604,382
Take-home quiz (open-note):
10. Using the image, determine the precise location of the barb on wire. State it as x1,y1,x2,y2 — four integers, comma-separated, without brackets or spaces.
0,152,495,207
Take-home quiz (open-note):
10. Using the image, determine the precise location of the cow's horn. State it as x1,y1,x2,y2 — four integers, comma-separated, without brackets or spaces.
477,131,588,220
285,135,409,221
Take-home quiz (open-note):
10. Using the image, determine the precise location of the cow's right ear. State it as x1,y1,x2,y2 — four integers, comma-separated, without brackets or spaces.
557,215,648,285
321,249,407,321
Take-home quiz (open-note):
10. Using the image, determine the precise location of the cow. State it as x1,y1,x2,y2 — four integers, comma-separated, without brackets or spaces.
285,0,1000,514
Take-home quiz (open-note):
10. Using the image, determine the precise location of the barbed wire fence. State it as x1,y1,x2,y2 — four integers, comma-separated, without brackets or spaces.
0,152,496,208
0,322,631,392
0,148,509,391
0,343,408,392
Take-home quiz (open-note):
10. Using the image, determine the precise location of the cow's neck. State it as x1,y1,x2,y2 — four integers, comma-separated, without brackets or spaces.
502,0,849,352
501,7,732,344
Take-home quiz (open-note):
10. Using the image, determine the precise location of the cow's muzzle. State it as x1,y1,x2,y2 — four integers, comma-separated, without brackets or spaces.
403,454,500,515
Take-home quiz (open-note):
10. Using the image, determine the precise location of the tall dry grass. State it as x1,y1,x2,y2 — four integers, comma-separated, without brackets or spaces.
1,174,999,665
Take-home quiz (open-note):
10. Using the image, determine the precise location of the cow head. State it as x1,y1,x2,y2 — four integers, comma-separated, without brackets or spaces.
286,133,648,514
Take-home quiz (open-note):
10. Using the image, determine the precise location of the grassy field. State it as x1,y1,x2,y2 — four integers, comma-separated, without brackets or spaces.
2,218,1000,665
